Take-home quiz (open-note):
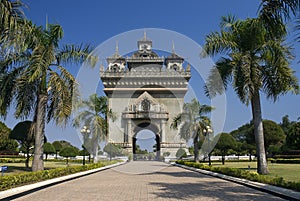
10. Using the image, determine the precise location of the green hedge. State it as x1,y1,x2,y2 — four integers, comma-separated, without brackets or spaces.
0,158,27,163
46,159,86,163
0,161,118,191
273,155,300,159
271,159,300,164
0,158,94,164
176,160,300,192
224,159,257,162
0,155,24,159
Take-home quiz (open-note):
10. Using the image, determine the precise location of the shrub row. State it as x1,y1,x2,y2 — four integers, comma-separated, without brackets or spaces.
0,161,118,191
46,159,86,163
0,157,99,164
270,159,300,164
223,159,256,163
273,155,300,159
0,155,25,159
0,151,19,156
176,160,300,192
0,158,26,163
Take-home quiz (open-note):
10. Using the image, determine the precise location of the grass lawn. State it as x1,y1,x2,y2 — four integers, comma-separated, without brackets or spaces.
211,161,300,182
0,160,90,176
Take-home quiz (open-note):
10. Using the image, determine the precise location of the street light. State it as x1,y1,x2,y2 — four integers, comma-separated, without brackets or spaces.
203,125,213,166
81,126,90,165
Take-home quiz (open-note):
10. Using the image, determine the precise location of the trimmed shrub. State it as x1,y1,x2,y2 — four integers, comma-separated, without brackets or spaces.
274,155,300,159
271,159,300,164
0,158,26,163
176,160,300,191
0,155,24,159
0,161,119,191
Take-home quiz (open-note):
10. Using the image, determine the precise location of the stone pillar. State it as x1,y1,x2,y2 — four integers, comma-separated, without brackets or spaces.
161,119,166,142
127,120,132,144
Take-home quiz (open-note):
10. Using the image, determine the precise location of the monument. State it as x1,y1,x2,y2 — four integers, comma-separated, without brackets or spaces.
100,33,191,158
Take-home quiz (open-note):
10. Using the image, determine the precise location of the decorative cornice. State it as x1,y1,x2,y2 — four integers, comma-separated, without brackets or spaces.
122,111,169,120
100,70,191,78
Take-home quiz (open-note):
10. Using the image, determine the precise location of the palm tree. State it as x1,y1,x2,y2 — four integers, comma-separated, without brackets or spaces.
202,16,299,174
73,94,114,163
171,98,214,162
0,23,96,171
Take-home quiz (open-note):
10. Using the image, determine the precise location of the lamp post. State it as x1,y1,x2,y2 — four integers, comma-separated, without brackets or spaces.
203,125,213,166
80,126,90,165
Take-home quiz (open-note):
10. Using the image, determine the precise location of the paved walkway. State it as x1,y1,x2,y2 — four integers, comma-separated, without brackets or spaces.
12,161,286,201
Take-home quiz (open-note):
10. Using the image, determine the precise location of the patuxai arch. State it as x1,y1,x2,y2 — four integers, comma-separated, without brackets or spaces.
100,33,191,159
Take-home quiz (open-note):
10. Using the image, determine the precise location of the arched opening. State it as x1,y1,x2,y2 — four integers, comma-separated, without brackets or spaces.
132,123,161,161
134,130,156,160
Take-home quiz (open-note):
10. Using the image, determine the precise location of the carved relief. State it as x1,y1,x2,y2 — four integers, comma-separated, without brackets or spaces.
127,92,166,113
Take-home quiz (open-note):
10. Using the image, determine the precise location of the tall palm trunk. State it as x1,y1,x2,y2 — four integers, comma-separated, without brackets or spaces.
193,133,199,162
251,92,268,174
32,93,47,171
25,145,30,169
92,134,99,163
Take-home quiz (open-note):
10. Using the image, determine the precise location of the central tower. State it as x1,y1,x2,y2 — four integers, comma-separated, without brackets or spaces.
100,34,191,158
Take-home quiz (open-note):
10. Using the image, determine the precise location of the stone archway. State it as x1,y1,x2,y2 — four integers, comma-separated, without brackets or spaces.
132,122,160,160
122,92,168,159
100,36,191,158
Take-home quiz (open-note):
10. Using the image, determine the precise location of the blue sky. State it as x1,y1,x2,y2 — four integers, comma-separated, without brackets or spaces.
1,0,299,150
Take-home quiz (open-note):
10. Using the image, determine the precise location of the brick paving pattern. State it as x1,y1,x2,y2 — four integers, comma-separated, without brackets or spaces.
13,161,286,201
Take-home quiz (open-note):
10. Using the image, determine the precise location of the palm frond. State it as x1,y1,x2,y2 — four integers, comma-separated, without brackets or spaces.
72,94,112,141
199,116,211,126
47,70,75,126
296,15,300,44
201,30,237,57
72,110,94,128
204,57,233,98
27,45,52,82
259,0,300,22
0,50,30,73
0,0,25,45
232,55,251,104
220,15,237,30
258,0,299,38
170,114,183,130
199,105,215,115
261,40,299,100
178,122,192,141
48,24,63,47
171,98,214,144
0,66,22,117
14,74,38,118
56,44,97,67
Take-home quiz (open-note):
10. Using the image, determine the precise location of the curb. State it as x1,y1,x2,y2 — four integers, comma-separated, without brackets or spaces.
173,163,300,201
0,161,126,200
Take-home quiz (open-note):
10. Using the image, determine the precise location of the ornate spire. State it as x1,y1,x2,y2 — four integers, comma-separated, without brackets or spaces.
115,41,119,56
186,63,191,72
143,30,147,41
100,62,104,72
172,41,175,53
